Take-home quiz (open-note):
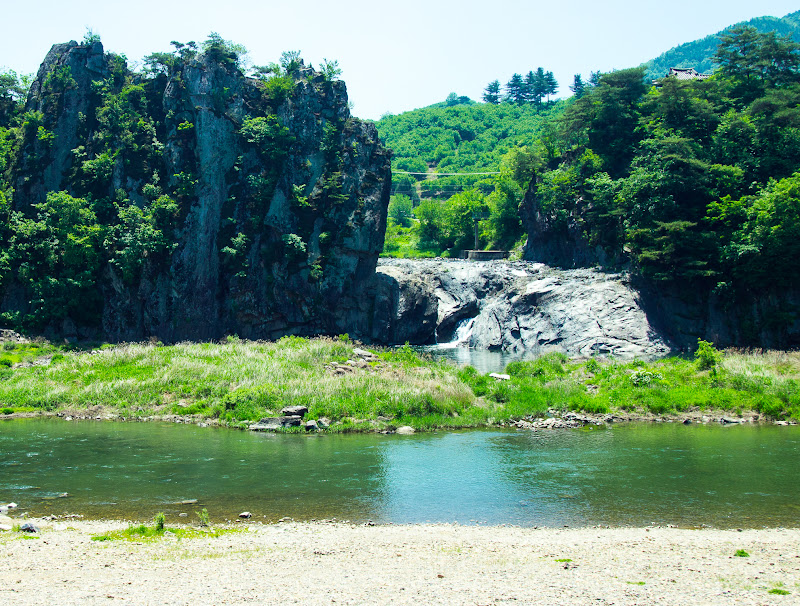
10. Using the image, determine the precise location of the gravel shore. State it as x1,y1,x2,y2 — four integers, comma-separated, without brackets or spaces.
1,521,798,605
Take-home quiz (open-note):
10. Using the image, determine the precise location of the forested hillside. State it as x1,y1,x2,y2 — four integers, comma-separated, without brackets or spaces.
374,23,800,345
375,81,569,256
645,10,800,80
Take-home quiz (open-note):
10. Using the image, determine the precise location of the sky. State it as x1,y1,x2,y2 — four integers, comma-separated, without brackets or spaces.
1,1,798,120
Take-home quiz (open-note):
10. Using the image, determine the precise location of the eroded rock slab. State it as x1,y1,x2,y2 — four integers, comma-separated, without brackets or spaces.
375,259,671,359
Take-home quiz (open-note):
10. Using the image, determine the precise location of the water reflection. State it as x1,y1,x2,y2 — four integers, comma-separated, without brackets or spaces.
1,419,799,527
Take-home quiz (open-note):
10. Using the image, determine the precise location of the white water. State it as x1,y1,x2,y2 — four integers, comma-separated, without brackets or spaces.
437,317,475,349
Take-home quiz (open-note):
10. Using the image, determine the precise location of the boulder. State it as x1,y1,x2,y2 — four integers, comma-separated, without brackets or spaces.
374,259,672,358
20,522,39,533
395,426,415,435
250,416,303,431
280,406,308,418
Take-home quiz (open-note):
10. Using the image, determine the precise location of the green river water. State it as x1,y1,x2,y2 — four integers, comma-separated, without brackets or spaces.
1,418,799,527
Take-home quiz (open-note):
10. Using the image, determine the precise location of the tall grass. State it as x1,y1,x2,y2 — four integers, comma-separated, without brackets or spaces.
0,337,797,428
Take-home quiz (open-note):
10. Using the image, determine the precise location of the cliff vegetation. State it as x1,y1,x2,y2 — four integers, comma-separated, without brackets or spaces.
0,33,390,342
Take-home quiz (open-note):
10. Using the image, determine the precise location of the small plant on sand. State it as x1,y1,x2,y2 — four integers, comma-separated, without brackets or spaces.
154,512,166,532
734,549,750,557
197,507,210,527
768,588,791,595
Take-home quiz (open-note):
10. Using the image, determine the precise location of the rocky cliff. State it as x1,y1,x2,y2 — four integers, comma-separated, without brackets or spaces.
3,40,390,341
518,172,800,351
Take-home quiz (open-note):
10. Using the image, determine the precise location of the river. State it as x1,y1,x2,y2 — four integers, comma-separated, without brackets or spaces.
2,419,799,528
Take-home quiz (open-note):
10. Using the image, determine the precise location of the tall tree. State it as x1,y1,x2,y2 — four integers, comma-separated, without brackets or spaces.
505,73,526,104
714,25,800,103
544,71,558,102
570,74,586,98
483,80,501,104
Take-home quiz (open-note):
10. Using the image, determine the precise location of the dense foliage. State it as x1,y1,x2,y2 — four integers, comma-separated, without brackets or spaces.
378,24,800,336
533,26,800,300
377,98,566,255
644,10,800,81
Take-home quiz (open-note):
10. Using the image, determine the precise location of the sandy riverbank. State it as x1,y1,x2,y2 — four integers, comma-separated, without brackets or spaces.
1,521,798,605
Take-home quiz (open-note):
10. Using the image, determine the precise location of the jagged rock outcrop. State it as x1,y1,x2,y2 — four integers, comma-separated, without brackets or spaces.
374,259,671,358
519,183,622,269
518,175,800,350
4,40,390,341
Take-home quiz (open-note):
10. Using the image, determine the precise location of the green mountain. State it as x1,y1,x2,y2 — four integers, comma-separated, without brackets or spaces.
375,99,566,199
645,10,800,80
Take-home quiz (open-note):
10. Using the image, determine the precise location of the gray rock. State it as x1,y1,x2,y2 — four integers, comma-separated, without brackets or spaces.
305,419,319,431
0,524,12,531
20,522,39,533
239,512,252,519
374,259,671,358
281,406,308,418
4,41,391,343
395,426,415,435
250,416,303,431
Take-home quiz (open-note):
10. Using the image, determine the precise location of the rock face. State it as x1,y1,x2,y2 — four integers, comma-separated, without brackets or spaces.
518,165,800,350
5,41,390,342
519,185,617,269
374,259,671,358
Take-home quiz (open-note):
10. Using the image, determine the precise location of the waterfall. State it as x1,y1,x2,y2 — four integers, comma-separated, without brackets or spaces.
438,317,475,349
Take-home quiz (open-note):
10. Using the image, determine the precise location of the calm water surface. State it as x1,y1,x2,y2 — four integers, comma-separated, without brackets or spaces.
1,419,799,527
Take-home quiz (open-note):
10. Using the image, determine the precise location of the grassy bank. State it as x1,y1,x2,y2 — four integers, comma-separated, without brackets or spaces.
0,336,798,429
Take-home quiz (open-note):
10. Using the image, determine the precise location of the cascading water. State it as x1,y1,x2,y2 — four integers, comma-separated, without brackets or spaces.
437,317,476,349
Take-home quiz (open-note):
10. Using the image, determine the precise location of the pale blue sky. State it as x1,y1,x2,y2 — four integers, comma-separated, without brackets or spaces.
1,1,798,120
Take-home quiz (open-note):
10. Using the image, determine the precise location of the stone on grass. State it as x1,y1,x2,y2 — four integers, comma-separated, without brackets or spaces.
281,406,308,418
489,373,511,381
396,426,415,435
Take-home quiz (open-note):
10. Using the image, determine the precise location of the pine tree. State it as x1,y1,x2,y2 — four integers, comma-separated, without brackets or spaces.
483,80,501,104
570,74,586,98
531,67,547,106
544,71,558,102
505,73,526,104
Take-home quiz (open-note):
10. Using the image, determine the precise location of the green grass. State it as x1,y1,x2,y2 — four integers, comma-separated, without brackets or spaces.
0,337,798,429
734,549,750,557
91,512,238,542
